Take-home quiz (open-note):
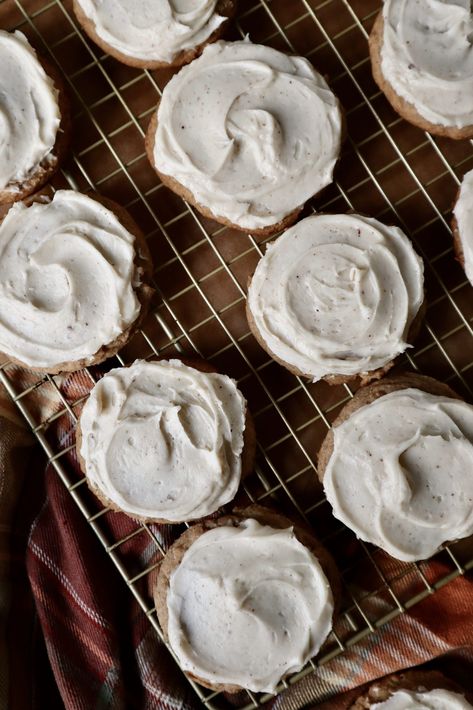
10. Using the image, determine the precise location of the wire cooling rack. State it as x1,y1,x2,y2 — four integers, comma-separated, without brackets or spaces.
1,0,473,707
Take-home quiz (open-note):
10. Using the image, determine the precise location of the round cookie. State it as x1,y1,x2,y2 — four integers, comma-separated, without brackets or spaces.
0,30,71,205
349,669,473,709
0,190,154,373
451,169,473,286
246,213,425,385
154,504,341,693
73,0,236,70
146,39,344,237
77,357,256,523
369,4,473,140
318,372,473,562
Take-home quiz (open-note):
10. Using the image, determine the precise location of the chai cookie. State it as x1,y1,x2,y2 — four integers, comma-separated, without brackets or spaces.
73,0,236,69
0,190,153,373
369,2,473,139
0,30,70,205
146,39,343,236
318,372,473,562
154,504,340,693
452,168,473,285
350,669,473,709
77,358,255,523
246,214,424,385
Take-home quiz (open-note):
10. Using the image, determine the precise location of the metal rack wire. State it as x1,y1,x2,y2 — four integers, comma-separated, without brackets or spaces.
1,0,473,707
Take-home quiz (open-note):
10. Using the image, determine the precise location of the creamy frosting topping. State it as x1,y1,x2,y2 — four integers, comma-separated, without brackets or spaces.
324,388,473,562
380,0,473,129
80,359,247,522
74,0,225,64
247,214,424,381
453,168,473,286
372,688,473,709
0,190,142,369
154,40,343,230
0,30,60,191
166,518,334,692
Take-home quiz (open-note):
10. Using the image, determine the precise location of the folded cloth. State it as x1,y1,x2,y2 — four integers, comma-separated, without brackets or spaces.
0,380,64,709
1,369,473,709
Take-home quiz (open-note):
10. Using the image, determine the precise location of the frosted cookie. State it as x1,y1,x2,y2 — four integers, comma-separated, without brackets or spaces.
0,30,70,205
0,190,153,373
146,40,343,236
246,214,424,385
452,168,473,286
77,358,255,523
318,373,473,562
154,505,340,693
369,1,473,139
350,670,473,709
73,0,236,69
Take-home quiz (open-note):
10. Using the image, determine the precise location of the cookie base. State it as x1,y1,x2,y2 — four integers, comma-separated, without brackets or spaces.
245,261,426,387
450,185,473,285
350,669,472,709
73,0,236,70
76,356,257,524
369,12,473,140
0,54,71,205
153,503,341,693
317,371,460,483
0,191,154,374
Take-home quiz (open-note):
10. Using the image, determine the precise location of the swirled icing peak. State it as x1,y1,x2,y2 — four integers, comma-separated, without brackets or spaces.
0,190,143,370
453,168,473,286
380,0,473,128
166,518,334,692
324,388,473,561
372,688,473,709
247,214,424,381
0,30,60,191
74,0,225,64
79,359,247,522
153,40,343,230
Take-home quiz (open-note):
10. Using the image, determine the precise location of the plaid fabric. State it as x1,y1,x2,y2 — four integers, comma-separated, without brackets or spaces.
1,371,473,709
0,391,64,709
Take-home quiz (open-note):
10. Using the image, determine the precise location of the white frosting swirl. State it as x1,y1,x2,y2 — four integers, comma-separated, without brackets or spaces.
0,30,60,191
380,0,473,129
247,214,424,381
324,388,473,562
153,40,343,230
80,359,247,522
453,168,473,286
0,190,142,370
372,688,473,709
166,518,334,692
74,0,225,64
